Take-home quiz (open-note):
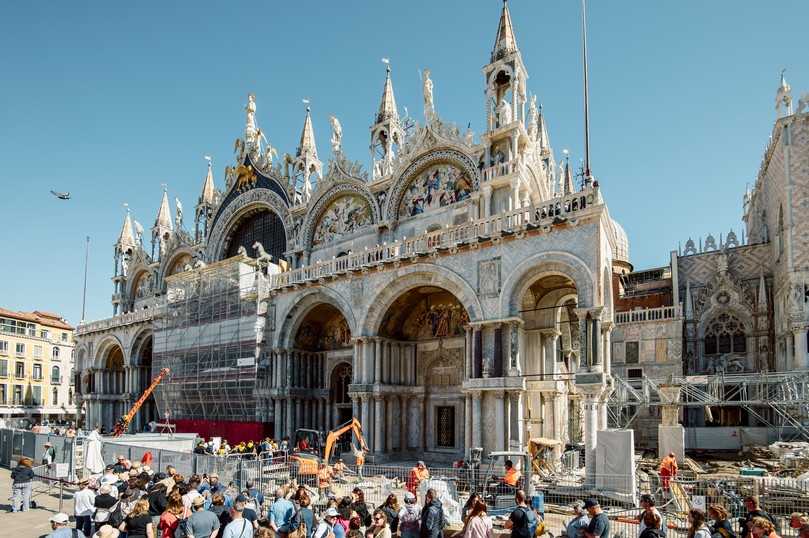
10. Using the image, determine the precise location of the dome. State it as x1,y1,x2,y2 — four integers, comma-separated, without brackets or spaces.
610,218,630,264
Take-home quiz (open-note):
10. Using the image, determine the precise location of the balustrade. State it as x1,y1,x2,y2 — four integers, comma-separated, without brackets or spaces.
615,305,682,325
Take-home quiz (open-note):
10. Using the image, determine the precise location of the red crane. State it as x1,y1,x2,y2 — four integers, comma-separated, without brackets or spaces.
113,368,170,437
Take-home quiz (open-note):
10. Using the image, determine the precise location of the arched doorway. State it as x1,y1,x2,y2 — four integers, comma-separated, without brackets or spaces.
131,332,156,433
519,273,580,444
374,285,469,459
277,303,352,439
93,343,127,432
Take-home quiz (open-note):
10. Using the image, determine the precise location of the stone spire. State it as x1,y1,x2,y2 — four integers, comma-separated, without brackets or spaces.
371,63,404,180
152,186,174,259
155,186,173,232
562,156,575,195
377,65,399,123
297,106,319,162
200,159,216,206
757,272,768,312
293,106,322,204
117,208,136,252
491,0,519,62
776,70,793,117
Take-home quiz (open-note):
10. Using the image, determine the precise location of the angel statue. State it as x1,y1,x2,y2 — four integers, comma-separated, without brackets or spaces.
422,69,434,120
133,220,144,246
245,93,257,138
527,95,539,139
175,198,184,228
263,141,279,167
497,98,512,126
329,115,343,155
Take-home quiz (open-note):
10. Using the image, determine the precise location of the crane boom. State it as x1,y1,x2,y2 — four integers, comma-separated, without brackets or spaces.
113,368,170,436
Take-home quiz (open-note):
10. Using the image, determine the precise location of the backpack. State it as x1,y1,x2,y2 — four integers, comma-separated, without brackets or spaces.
95,502,121,524
243,494,260,515
289,506,308,538
400,506,420,533
520,506,538,537
175,516,194,538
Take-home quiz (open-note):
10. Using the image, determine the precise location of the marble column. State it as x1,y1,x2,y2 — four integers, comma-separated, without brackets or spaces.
794,329,808,369
540,329,561,377
472,391,482,448
374,396,385,454
363,340,374,384
374,339,383,384
385,397,395,452
420,397,427,450
464,394,472,457
583,394,599,487
464,327,473,379
494,391,505,450
361,396,371,449
509,391,524,449
353,341,363,383
381,341,390,384
400,395,409,452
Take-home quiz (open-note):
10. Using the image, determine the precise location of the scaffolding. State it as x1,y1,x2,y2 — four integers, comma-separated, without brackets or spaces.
153,257,261,423
608,370,809,441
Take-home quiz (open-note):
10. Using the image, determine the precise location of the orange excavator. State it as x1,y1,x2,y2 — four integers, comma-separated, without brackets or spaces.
113,368,170,437
291,417,368,475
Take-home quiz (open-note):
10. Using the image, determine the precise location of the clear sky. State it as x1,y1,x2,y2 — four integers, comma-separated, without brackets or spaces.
0,1,806,325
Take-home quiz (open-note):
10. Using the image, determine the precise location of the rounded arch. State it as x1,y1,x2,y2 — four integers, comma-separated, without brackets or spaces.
159,247,196,282
500,251,596,317
384,147,481,223
205,188,292,262
360,264,483,336
93,335,126,369
130,328,154,367
75,346,89,371
328,361,352,405
275,288,357,349
301,181,380,250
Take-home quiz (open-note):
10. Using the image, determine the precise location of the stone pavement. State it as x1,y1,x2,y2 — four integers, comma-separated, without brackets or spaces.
0,467,77,538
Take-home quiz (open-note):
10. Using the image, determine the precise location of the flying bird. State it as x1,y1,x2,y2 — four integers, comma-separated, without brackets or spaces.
50,190,70,200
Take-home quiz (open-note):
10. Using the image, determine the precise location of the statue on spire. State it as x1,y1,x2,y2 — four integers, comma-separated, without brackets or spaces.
775,69,792,117
527,95,539,139
245,93,257,142
422,69,434,121
329,115,343,155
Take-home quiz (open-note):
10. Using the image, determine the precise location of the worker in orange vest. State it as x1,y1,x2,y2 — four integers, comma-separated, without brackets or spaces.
406,461,430,495
318,463,333,495
502,459,521,488
659,452,678,491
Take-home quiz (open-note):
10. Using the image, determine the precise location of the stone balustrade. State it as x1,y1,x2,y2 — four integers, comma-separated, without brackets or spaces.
77,306,160,336
482,161,517,182
615,305,682,325
272,187,600,290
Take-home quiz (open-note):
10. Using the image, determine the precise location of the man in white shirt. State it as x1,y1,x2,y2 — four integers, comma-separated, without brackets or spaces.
74,479,98,537
182,475,203,510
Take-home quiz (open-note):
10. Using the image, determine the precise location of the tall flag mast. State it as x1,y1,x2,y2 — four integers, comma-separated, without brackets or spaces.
582,0,593,187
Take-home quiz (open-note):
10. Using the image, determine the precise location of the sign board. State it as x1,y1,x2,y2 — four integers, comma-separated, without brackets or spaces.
55,463,69,478
237,357,255,367
691,495,706,512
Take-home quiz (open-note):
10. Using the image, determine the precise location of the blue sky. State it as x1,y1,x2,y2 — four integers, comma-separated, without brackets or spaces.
0,1,806,325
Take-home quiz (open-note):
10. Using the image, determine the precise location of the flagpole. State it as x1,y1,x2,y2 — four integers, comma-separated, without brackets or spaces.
582,0,592,186
81,236,90,323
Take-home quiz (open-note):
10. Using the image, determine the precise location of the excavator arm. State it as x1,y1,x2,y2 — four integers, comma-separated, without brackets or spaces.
323,417,368,464
113,368,170,436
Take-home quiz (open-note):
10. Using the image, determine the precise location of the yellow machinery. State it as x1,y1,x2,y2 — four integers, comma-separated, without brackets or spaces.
291,418,368,475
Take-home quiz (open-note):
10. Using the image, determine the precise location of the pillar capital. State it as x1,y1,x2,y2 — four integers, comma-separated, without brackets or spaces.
574,306,605,321
471,390,482,401
538,328,562,339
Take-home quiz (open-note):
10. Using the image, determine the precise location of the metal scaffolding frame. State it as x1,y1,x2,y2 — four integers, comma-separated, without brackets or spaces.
153,258,260,423
608,370,809,441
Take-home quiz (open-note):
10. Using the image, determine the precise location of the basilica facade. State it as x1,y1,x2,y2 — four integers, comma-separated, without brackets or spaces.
75,2,809,461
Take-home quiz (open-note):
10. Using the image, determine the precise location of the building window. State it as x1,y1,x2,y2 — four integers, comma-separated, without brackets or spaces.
31,386,41,405
13,385,22,404
704,313,747,357
0,340,7,354
52,347,60,360
0,360,6,377
61,332,68,343
33,345,42,359
33,364,42,380
68,389,73,406
15,343,25,356
52,387,58,406
627,368,643,379
0,384,5,404
51,366,60,384
40,329,49,339
625,341,639,364
435,406,456,448
15,362,24,378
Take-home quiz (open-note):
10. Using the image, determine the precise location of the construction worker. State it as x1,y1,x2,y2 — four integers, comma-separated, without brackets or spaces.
658,452,678,492
406,461,429,495
353,446,366,479
502,459,521,488
333,458,347,478
318,463,333,495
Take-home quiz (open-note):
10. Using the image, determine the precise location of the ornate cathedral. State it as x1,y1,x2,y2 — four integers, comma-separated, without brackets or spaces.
75,2,809,462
